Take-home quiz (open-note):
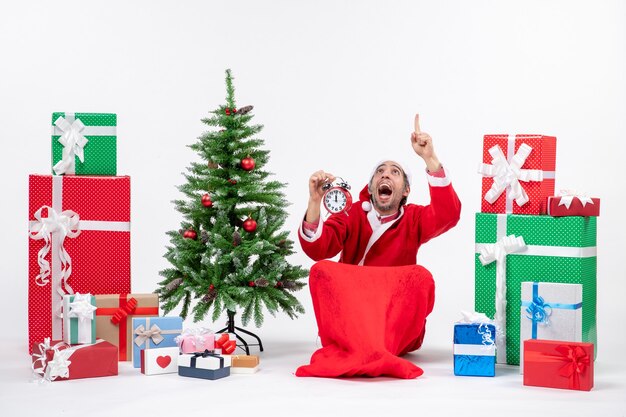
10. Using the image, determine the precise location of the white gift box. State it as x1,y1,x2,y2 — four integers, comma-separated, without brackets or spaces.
520,281,582,373
140,346,179,375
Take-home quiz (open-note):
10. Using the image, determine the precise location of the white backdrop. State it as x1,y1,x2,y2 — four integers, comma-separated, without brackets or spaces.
1,0,624,379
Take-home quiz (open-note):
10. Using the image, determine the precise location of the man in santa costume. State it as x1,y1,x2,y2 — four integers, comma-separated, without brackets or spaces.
295,114,462,379
299,113,461,265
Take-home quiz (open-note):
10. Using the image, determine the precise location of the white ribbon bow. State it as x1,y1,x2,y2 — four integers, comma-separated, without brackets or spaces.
53,116,89,175
28,206,80,291
32,338,73,382
67,293,96,322
134,324,164,347
557,189,595,209
458,310,493,324
175,327,213,350
478,144,544,208
478,235,527,359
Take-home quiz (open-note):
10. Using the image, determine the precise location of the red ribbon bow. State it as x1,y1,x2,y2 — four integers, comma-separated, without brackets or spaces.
555,345,590,389
215,333,236,354
110,297,138,325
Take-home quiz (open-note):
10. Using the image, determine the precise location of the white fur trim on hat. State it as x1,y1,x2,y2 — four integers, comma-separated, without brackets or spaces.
369,159,413,187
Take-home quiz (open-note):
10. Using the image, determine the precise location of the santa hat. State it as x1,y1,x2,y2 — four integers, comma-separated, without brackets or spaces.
362,159,413,212
368,159,413,187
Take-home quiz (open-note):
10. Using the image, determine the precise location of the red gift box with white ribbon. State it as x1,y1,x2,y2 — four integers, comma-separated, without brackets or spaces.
523,339,594,391
478,134,556,215
28,175,131,353
31,338,118,382
547,191,600,217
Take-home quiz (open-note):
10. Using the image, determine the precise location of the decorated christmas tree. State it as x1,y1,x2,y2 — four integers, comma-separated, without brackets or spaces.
156,69,307,334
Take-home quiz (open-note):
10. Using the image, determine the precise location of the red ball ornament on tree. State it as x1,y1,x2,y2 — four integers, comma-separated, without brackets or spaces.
201,194,213,207
248,281,255,287
228,178,237,185
183,228,197,240
240,156,255,171
209,284,214,290
242,217,257,233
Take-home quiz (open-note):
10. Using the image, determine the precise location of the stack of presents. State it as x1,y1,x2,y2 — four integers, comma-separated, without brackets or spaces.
453,134,599,391
28,112,259,382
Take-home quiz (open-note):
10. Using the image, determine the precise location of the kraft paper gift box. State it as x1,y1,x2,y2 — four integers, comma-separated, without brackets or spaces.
453,323,496,377
175,327,215,354
62,293,96,345
132,316,183,368
141,346,180,375
478,134,556,215
224,354,260,374
474,212,596,365
178,352,231,380
519,282,582,373
95,294,159,361
28,175,131,353
32,338,118,382
523,339,594,391
51,112,117,175
547,193,600,217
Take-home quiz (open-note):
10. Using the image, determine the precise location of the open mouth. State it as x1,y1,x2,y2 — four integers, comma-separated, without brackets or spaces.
377,183,393,200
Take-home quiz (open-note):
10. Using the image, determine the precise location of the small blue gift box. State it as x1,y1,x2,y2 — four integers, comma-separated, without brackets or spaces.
132,316,183,368
453,323,496,377
178,351,231,380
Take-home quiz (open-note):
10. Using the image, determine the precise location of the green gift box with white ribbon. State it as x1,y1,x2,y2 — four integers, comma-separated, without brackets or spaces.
51,112,117,175
62,293,97,345
474,212,596,365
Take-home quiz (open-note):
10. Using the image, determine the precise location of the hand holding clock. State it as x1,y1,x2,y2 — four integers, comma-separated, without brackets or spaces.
306,170,336,222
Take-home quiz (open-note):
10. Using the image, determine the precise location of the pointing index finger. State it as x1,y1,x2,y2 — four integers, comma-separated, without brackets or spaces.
414,113,421,134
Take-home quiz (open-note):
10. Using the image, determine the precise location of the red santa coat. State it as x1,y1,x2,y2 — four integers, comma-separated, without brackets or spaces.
299,173,461,266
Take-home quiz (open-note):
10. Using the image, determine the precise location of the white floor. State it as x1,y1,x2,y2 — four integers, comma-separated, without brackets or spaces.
2,334,625,417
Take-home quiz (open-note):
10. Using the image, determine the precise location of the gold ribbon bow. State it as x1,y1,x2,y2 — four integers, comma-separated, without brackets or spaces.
133,324,164,347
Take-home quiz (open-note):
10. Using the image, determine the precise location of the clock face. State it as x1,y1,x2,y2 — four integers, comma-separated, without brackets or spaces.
324,188,348,213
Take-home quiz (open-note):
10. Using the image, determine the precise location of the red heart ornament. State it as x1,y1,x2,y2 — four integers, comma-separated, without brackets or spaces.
156,355,172,369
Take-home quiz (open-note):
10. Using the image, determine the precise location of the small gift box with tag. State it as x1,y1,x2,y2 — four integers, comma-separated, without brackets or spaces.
175,327,215,353
62,293,97,345
132,316,183,368
140,346,179,375
523,339,594,391
178,351,231,380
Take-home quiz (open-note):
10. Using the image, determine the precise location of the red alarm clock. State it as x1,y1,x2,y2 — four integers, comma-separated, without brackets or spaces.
322,178,352,215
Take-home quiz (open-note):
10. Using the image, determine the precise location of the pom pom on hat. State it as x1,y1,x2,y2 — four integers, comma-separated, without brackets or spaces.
362,201,372,212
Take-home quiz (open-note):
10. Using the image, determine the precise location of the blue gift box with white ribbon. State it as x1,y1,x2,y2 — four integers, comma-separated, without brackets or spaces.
520,281,582,373
453,323,496,377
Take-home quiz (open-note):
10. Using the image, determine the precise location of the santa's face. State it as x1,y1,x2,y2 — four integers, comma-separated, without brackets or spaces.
369,161,410,216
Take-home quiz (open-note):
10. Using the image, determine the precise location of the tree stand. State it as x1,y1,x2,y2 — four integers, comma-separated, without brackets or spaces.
216,310,264,355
